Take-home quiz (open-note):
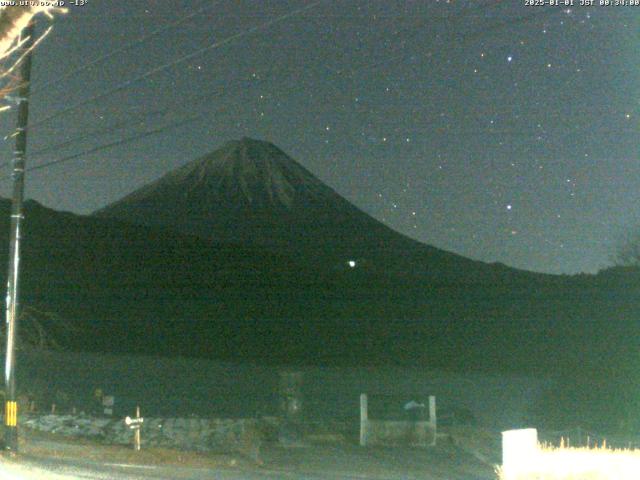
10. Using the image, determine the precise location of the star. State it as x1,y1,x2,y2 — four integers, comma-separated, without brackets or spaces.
19,0,631,275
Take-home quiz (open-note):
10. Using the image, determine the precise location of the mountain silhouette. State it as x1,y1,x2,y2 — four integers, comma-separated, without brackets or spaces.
95,137,527,282
96,137,378,246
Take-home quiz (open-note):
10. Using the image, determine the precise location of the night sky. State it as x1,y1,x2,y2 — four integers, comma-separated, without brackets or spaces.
0,0,636,275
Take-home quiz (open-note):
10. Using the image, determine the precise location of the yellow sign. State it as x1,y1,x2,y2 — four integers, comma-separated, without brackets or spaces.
4,401,17,427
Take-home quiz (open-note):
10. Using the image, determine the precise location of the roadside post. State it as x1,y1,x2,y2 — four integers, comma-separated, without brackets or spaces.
429,395,436,446
125,406,144,451
360,393,368,446
278,371,304,445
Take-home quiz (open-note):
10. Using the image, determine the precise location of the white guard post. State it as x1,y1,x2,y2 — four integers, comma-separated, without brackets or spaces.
429,395,436,446
501,428,538,479
360,393,368,446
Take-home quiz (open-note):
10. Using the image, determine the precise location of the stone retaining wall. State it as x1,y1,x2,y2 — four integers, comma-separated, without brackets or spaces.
22,414,270,453
365,420,434,446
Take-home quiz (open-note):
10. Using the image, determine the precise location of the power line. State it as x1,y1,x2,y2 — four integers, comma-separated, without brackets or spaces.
18,0,323,134
0,66,271,172
31,1,220,96
29,108,167,158
15,112,625,183
0,77,250,170
10,6,573,178
22,3,544,139
14,2,543,152
26,0,483,120
0,113,203,178
0,108,171,171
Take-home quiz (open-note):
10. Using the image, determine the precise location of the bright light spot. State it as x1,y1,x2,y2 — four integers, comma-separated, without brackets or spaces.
500,431,640,480
507,55,513,62
348,260,356,268
506,204,512,210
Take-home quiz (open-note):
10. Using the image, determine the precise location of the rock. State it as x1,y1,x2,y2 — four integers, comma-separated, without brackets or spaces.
22,413,267,454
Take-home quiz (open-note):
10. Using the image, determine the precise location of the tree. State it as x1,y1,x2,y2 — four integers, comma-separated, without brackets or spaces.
612,231,640,268
0,305,78,351
0,5,66,103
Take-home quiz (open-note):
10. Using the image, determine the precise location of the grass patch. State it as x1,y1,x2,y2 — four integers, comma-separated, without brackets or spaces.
17,427,242,469
497,440,640,480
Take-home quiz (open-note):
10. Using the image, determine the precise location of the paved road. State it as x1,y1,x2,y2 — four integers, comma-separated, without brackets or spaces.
2,436,495,479
0,454,418,480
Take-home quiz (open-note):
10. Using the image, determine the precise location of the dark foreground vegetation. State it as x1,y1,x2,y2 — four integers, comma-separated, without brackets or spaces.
1,196,639,432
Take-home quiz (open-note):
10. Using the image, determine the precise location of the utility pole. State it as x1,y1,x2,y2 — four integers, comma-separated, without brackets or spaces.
4,20,35,453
